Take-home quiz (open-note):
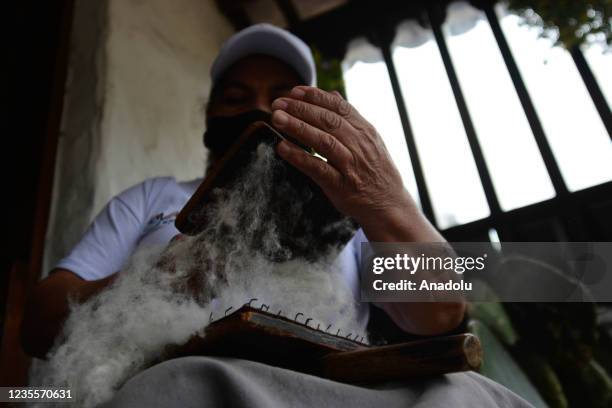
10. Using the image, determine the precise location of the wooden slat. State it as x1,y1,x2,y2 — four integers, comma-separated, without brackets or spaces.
0,0,74,386
0,262,31,386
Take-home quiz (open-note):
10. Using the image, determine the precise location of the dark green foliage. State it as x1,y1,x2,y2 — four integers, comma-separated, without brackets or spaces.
503,303,598,362
506,0,612,49
511,342,569,408
312,46,347,97
468,319,549,407
503,302,612,407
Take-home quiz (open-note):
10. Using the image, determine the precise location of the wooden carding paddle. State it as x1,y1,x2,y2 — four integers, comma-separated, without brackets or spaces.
174,121,356,260
175,122,283,235
166,306,482,383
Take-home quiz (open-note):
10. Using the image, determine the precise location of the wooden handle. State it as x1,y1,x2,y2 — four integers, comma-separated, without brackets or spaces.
320,334,482,383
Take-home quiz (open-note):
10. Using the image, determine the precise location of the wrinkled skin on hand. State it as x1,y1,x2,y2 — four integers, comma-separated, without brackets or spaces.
271,86,414,231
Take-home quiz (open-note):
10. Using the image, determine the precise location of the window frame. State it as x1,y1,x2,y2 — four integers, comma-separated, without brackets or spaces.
291,0,612,240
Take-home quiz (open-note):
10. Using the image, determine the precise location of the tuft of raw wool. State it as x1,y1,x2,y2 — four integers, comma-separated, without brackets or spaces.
32,144,363,408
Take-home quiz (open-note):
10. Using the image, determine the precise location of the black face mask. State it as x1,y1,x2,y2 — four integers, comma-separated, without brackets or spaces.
204,110,272,157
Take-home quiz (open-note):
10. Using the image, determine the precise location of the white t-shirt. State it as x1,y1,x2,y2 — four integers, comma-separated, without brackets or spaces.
56,177,370,325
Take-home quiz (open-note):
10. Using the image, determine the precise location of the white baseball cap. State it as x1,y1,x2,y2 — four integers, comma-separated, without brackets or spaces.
211,23,317,86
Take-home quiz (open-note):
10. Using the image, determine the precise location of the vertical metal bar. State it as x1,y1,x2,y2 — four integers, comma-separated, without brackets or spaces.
428,6,502,215
379,41,437,224
570,45,612,139
483,3,569,196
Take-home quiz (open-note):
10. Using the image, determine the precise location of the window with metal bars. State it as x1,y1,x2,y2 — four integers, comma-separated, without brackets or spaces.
219,0,612,242
321,2,612,241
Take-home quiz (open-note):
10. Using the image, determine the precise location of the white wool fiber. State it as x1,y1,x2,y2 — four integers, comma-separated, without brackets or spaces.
33,144,362,407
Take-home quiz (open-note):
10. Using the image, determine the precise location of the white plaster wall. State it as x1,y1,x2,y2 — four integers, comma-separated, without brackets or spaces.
44,0,233,273
94,0,233,215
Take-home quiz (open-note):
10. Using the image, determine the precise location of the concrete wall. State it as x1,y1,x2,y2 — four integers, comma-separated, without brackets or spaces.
43,0,233,274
